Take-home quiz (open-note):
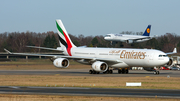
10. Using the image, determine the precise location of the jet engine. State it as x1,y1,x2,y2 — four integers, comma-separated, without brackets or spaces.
166,58,173,66
53,58,69,68
126,39,133,44
92,61,108,72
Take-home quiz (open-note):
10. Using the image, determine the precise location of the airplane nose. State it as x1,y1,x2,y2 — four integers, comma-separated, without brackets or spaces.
104,37,108,40
165,57,170,64
157,57,170,66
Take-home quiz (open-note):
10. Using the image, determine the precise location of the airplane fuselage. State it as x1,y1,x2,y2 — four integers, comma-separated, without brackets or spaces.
63,47,169,68
104,34,151,43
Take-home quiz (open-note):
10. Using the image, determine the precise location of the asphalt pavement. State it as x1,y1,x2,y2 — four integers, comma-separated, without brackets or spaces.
0,86,180,98
0,69,179,77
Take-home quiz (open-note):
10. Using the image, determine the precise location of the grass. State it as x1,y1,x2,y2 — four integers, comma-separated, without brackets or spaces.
0,64,90,70
0,94,180,101
0,75,180,89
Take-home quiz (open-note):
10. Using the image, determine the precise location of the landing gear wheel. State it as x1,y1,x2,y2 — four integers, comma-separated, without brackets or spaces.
103,69,113,74
109,70,113,74
122,69,125,74
89,70,93,74
118,69,122,74
154,71,160,75
125,69,129,74
93,70,96,74
106,70,110,74
157,71,159,75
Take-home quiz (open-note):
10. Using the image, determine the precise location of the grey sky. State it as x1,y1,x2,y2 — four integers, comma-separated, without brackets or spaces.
0,0,180,36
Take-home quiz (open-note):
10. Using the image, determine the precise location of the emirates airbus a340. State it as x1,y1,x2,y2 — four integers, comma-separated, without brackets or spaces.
4,20,176,75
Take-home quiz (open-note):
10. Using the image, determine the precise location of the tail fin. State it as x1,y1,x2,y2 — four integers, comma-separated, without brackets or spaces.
142,25,151,36
56,20,76,56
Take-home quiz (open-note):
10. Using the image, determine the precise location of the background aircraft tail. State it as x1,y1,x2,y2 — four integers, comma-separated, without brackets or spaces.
56,20,76,56
142,25,151,36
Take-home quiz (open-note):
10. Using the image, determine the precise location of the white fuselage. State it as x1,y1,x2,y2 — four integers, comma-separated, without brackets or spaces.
63,47,169,68
104,34,151,43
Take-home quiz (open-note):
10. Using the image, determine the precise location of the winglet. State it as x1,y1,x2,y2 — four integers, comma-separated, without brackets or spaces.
4,48,12,54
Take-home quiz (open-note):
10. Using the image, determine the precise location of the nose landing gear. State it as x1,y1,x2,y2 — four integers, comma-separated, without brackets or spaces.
154,70,159,75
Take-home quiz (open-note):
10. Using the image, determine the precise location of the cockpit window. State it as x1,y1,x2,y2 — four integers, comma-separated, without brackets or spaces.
159,55,168,57
105,35,111,37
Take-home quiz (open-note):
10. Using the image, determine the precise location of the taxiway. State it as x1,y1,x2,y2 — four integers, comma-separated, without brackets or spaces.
0,69,179,77
0,86,180,98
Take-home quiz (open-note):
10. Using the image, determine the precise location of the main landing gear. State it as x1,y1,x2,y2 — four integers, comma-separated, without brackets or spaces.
118,68,129,74
89,70,100,74
103,69,113,74
154,70,159,75
89,68,129,74
89,69,113,74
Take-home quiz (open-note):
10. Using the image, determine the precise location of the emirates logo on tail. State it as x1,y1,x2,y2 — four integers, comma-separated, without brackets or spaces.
56,20,73,56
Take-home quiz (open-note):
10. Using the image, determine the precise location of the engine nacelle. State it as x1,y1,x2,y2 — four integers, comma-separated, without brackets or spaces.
92,61,108,72
166,58,173,66
126,39,133,44
53,58,69,68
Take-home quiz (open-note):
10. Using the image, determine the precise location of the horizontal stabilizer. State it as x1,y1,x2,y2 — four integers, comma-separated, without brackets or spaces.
26,46,63,52
4,48,12,54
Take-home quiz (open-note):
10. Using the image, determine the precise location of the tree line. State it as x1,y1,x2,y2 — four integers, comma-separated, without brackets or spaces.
0,31,179,53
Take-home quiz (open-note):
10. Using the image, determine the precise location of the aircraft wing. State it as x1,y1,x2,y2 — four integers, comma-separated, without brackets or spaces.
166,48,177,55
26,46,64,52
60,55,123,63
127,36,151,41
4,49,122,63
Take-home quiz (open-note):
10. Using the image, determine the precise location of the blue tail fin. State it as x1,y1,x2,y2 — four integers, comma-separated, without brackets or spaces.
142,25,151,36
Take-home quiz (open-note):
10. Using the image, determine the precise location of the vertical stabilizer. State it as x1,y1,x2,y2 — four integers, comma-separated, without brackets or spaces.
142,25,151,36
56,20,76,56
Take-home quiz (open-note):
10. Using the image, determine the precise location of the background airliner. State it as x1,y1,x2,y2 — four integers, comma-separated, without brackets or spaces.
4,20,176,75
104,25,152,44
